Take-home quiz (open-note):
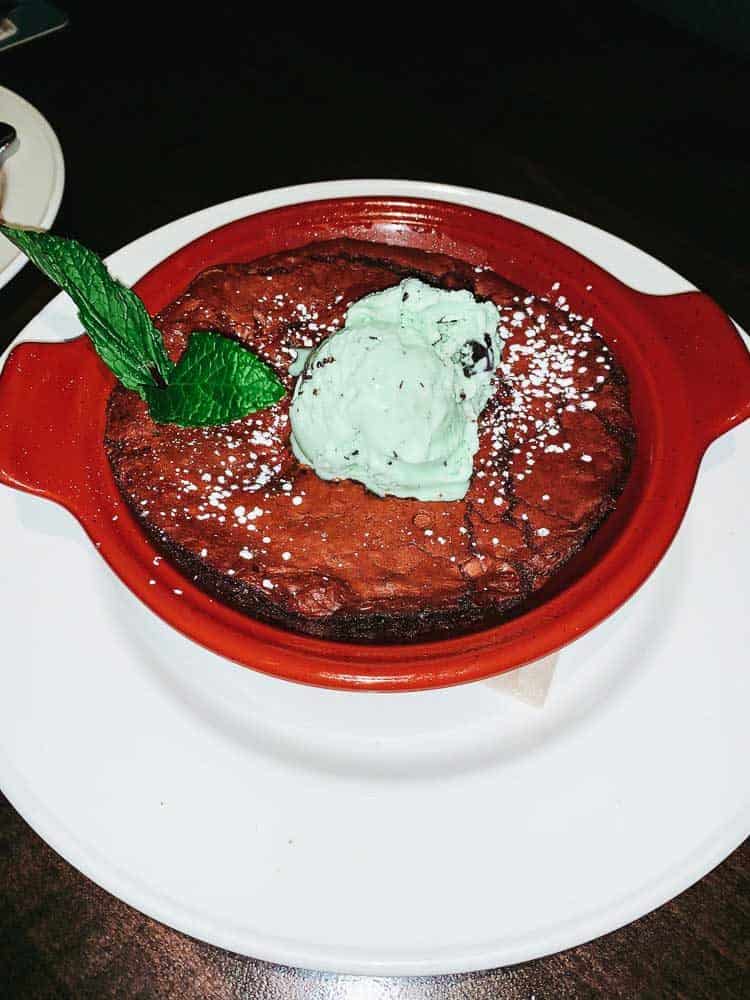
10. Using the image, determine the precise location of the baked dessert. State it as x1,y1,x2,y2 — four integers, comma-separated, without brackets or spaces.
104,239,634,642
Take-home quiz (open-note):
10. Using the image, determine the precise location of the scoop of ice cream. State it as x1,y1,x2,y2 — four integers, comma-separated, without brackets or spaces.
289,278,502,501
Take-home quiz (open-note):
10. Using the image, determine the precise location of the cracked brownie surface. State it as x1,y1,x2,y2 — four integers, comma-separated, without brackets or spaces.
104,239,634,642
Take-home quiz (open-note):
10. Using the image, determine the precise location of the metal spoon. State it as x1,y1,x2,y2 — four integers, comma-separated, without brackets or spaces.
0,122,18,164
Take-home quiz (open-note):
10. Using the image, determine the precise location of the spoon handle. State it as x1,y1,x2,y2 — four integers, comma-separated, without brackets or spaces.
0,122,18,161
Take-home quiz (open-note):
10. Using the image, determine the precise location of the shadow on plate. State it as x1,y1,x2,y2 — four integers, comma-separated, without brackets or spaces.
99,524,688,782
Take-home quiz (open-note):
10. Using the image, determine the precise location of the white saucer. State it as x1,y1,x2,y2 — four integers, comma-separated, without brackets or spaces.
0,85,65,288
0,180,747,975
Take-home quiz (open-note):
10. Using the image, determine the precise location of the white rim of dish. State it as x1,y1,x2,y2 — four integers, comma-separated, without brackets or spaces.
1,179,747,976
0,84,65,287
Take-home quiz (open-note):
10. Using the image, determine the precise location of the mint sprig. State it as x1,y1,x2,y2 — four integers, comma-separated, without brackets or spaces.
1,224,286,426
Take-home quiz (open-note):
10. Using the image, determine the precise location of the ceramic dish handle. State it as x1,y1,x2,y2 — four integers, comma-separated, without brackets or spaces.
0,337,100,512
643,291,750,453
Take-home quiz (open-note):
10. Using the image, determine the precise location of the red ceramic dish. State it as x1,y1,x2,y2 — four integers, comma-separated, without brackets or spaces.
1,197,748,691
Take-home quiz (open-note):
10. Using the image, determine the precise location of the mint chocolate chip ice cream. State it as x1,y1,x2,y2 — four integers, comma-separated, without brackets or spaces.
289,278,502,501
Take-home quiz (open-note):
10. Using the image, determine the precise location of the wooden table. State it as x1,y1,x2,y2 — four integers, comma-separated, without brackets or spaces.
1,3,748,996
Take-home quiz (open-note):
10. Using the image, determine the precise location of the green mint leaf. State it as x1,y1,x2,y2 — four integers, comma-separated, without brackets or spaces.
0,224,174,394
144,331,285,426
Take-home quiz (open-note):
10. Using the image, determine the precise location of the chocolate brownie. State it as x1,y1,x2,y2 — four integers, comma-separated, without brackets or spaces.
104,239,634,642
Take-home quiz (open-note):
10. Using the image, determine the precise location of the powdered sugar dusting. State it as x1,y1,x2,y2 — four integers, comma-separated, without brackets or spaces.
474,292,612,511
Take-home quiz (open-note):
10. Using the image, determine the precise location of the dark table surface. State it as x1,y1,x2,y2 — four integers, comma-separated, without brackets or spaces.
1,2,748,997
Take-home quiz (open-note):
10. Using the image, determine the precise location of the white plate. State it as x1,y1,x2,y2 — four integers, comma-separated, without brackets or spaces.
0,85,65,287
1,180,748,976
